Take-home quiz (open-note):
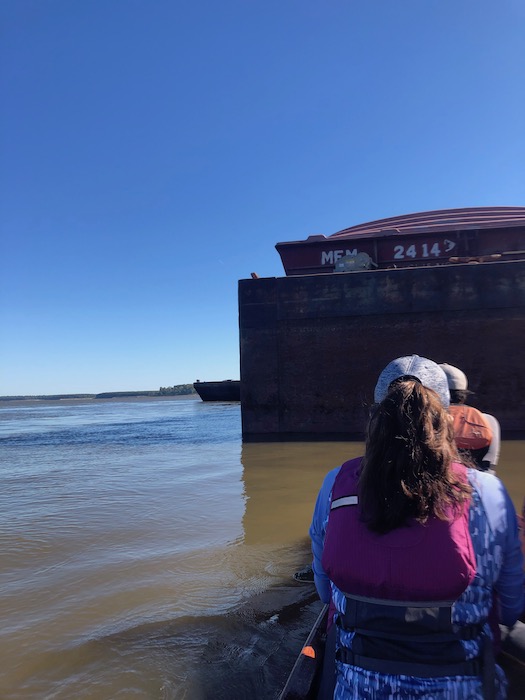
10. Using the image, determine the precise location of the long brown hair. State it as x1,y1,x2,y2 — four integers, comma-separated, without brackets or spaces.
358,379,471,534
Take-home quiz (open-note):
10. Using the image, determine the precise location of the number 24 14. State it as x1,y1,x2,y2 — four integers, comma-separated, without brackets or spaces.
393,240,454,260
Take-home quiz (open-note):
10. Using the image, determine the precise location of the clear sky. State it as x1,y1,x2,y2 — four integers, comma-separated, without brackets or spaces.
1,0,524,395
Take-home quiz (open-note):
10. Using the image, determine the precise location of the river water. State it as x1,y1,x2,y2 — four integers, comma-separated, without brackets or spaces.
0,396,523,699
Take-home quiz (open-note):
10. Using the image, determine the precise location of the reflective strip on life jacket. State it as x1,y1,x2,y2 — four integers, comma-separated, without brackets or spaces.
330,495,358,510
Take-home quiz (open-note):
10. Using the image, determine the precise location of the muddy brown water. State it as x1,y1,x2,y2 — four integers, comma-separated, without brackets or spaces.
0,398,523,698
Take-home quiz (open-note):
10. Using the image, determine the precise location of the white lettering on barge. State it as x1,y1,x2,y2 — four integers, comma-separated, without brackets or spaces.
321,249,358,265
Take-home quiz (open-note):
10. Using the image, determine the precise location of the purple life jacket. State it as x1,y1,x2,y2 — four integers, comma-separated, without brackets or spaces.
321,458,484,681
322,457,475,602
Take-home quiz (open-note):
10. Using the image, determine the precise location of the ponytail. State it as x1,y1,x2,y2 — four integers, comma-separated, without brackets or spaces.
358,380,470,533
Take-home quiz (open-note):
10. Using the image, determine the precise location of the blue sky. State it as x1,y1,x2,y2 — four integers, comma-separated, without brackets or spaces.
1,1,524,395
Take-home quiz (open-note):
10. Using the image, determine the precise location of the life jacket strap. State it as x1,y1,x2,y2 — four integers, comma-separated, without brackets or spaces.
335,647,482,678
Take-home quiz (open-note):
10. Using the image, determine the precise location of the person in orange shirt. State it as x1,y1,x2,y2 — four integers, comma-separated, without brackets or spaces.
440,363,501,472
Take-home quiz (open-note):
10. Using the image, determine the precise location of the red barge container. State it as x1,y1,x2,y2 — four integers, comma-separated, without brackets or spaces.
276,207,525,276
239,207,525,442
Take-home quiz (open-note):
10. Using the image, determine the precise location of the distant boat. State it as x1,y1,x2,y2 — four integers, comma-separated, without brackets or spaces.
193,380,241,402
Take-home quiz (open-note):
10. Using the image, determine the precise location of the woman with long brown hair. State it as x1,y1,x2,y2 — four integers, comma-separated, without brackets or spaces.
310,355,523,699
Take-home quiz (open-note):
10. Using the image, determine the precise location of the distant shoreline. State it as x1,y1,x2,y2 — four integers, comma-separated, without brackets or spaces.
0,385,197,402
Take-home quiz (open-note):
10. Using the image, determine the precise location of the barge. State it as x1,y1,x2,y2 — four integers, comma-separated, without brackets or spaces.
193,380,241,402
276,207,525,275
239,207,525,441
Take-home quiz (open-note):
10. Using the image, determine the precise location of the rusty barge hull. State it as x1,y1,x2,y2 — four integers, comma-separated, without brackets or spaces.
239,260,525,441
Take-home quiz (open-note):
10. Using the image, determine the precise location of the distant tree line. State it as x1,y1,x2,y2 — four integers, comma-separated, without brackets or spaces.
158,384,196,395
0,385,197,401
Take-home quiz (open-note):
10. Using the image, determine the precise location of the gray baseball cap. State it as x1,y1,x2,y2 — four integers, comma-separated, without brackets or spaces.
374,355,451,408
439,363,470,392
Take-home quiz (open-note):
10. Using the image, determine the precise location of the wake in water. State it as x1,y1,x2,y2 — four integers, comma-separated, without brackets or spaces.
13,584,321,700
